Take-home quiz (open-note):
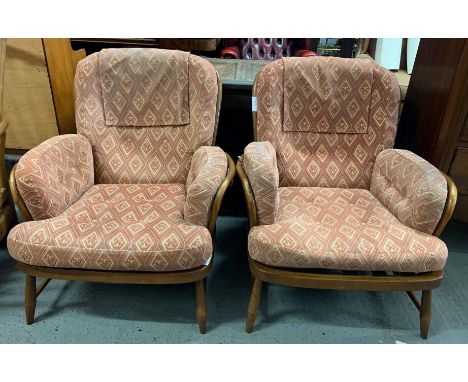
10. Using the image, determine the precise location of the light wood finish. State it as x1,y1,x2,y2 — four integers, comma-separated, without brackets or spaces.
406,290,421,310
248,257,444,291
195,279,207,334
433,173,458,237
208,153,235,236
9,71,235,332
236,159,257,228
3,39,59,150
25,275,36,325
246,277,262,333
238,69,458,337
420,290,432,339
42,39,86,135
405,289,432,338
17,260,212,285
36,278,51,298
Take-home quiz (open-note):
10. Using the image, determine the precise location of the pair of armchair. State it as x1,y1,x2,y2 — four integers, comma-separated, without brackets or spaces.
7,49,456,338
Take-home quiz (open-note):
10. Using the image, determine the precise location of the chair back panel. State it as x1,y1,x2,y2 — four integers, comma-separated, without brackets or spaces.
75,48,219,184
255,56,400,188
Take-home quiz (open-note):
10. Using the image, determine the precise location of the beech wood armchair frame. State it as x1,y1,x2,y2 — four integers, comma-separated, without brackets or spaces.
9,71,236,334
236,76,458,339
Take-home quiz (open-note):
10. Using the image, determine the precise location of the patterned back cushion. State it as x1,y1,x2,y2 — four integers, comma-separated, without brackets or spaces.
74,48,219,184
255,57,400,188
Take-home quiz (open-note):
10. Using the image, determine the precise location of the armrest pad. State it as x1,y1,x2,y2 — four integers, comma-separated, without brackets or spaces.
243,141,279,225
15,134,94,220
184,146,227,227
370,149,447,234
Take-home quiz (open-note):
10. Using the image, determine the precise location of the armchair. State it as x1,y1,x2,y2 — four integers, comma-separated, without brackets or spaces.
237,56,457,338
7,48,235,333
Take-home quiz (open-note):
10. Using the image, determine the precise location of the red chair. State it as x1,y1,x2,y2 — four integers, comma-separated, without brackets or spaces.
220,38,316,60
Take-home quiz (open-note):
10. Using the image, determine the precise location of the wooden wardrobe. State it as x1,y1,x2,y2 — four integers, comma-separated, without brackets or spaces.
396,38,468,223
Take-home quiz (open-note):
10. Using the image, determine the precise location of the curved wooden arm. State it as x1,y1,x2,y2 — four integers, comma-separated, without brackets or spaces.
236,157,258,229
432,172,458,237
207,153,235,236
9,163,33,222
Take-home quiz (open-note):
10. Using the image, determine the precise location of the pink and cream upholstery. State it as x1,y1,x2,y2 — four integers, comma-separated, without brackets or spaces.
8,48,227,272
370,149,447,235
244,56,449,273
256,57,400,188
243,141,279,225
14,134,94,221
8,184,212,272
248,187,447,273
184,146,228,227
75,49,219,185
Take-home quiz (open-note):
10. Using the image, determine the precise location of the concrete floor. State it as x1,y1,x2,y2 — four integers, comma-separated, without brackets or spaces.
0,216,467,343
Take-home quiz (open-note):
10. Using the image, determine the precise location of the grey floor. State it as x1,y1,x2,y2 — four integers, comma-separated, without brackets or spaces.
0,216,467,344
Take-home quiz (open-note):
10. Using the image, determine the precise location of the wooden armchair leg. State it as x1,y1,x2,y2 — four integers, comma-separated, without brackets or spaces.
195,278,207,334
25,275,36,325
246,277,263,333
420,290,432,339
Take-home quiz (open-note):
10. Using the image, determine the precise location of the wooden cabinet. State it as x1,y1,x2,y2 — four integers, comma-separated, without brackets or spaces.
2,39,85,153
461,113,468,142
0,38,18,238
3,39,59,151
397,38,468,223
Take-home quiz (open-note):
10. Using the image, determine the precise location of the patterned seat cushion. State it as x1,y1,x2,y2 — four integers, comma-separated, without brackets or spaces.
248,187,447,273
8,184,212,272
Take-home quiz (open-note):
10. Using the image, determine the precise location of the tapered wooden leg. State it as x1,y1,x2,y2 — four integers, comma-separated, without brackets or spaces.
246,277,262,333
420,290,432,339
25,275,36,325
195,279,207,334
